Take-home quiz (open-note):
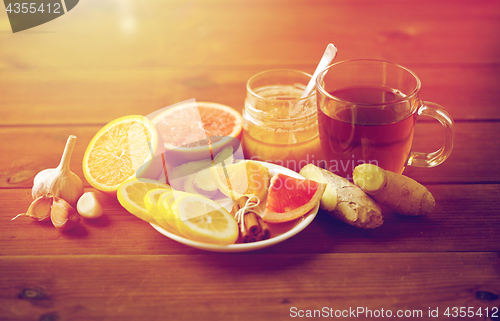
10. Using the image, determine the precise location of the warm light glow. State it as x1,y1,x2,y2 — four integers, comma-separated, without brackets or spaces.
115,0,137,35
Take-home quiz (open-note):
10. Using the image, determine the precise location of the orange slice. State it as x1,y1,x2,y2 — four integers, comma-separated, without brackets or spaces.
210,160,269,201
261,173,326,223
83,115,164,194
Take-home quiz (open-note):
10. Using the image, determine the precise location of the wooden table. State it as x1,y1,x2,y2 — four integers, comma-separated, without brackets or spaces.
1,0,499,320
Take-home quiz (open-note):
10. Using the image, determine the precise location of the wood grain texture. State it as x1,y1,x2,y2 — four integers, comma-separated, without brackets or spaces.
0,0,499,69
1,65,500,125
1,184,499,256
1,253,499,321
0,121,498,189
1,0,499,319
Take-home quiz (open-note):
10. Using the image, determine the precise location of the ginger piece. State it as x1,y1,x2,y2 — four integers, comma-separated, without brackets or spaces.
353,164,435,216
298,164,338,211
300,164,383,229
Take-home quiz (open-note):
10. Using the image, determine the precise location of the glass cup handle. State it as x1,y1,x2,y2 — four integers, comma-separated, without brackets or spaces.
406,101,455,168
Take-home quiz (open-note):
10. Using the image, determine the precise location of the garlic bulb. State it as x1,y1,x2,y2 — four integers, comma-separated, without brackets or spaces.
32,135,84,206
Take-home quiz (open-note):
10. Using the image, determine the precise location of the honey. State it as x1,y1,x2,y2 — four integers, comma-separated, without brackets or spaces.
242,69,324,172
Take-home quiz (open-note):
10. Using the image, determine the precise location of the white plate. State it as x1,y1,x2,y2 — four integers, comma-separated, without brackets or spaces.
150,161,319,253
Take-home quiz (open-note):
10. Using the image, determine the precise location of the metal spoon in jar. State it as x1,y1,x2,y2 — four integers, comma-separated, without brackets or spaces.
301,43,337,98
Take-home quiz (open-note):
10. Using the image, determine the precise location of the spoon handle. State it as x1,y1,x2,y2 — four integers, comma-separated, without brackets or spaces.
301,43,337,98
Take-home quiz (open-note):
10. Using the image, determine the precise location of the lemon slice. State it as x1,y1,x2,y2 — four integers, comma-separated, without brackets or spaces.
117,178,171,223
156,190,192,233
144,189,174,228
171,194,239,245
144,189,170,214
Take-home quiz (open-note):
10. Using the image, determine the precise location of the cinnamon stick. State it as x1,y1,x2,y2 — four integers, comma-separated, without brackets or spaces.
237,196,249,208
230,199,251,242
232,196,271,243
241,226,257,243
238,196,261,237
257,217,271,240
230,203,239,217
244,212,261,236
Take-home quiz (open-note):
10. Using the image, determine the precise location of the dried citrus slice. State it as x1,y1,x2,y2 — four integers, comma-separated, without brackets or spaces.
209,160,269,201
83,115,164,194
261,173,326,223
172,193,239,245
152,101,242,163
117,178,171,223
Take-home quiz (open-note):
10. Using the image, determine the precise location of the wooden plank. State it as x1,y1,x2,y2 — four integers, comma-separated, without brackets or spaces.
1,65,499,126
0,0,499,69
415,65,500,121
0,253,498,320
0,121,498,189
1,183,499,256
0,68,254,126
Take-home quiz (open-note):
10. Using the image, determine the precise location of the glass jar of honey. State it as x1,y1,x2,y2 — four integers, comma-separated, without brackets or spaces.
242,69,323,172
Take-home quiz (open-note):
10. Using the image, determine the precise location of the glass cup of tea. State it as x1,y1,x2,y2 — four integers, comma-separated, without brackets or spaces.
242,69,324,171
316,59,454,179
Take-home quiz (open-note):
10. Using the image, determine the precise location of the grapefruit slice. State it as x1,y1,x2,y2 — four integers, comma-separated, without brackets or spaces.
151,101,243,164
261,173,326,223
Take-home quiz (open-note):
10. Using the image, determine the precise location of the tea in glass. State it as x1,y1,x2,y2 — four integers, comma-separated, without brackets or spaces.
316,60,454,179
318,85,417,177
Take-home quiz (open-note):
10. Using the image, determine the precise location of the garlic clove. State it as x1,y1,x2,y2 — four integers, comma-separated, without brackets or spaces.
77,192,104,219
12,195,53,222
31,135,84,206
51,197,81,231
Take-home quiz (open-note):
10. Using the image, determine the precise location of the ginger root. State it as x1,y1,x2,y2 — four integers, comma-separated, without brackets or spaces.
353,163,435,216
300,164,383,229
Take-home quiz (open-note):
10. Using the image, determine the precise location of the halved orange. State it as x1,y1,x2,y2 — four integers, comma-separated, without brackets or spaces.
152,101,243,164
210,160,269,201
261,173,326,223
83,115,164,194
